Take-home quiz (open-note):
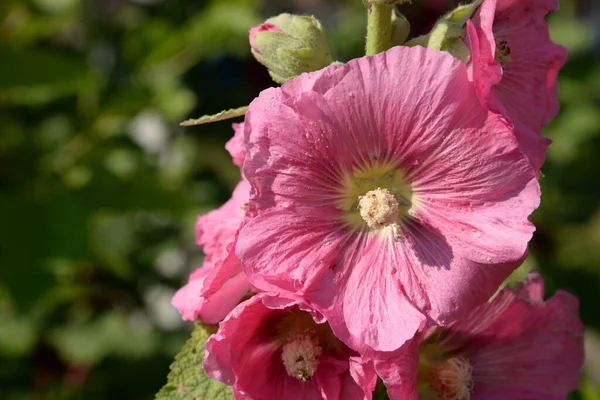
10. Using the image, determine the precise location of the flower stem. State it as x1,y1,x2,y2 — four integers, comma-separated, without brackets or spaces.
365,3,393,56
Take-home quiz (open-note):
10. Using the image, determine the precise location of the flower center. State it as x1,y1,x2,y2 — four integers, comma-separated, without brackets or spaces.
494,37,512,68
281,331,322,382
358,188,400,229
337,161,413,232
430,356,474,400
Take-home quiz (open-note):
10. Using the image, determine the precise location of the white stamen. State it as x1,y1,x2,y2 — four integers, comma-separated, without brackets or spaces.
281,333,322,382
433,356,474,400
358,187,399,229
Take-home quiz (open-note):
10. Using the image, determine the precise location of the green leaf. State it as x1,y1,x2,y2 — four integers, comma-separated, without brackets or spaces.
180,106,248,126
155,323,233,400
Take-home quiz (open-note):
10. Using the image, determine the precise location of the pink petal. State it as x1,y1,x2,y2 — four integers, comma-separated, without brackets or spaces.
373,341,420,400
225,122,246,168
237,208,343,294
171,253,250,324
345,357,377,400
337,236,428,351
171,266,212,321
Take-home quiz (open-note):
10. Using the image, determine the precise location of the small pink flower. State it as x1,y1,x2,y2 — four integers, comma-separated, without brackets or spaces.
237,46,540,352
465,0,568,169
172,179,252,323
203,293,377,400
377,271,584,399
225,123,246,168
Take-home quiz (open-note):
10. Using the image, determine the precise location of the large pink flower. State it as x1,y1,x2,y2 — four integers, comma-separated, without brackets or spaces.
173,179,252,324
203,293,377,400
378,271,584,399
465,0,568,169
236,45,540,352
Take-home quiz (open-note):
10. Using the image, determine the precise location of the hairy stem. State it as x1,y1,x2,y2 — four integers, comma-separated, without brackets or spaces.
365,3,393,56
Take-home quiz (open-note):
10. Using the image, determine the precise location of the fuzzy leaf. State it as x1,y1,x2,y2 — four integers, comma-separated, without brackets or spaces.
155,323,233,400
180,107,248,126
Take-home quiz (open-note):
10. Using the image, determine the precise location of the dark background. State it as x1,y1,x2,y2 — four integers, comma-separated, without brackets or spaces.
0,0,598,398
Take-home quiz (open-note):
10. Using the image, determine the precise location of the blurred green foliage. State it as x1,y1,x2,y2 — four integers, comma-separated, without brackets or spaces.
0,0,598,399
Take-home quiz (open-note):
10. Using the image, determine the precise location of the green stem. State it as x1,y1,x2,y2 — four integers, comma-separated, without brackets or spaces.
365,3,393,56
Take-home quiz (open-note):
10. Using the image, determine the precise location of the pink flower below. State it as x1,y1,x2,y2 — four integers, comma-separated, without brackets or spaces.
204,293,377,400
377,271,584,399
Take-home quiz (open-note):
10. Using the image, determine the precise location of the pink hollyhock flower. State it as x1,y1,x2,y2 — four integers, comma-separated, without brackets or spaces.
465,0,568,169
172,179,252,323
203,293,377,400
377,271,584,399
237,45,540,353
225,123,246,168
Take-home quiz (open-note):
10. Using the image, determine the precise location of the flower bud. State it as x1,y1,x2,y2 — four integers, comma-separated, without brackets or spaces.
391,11,410,45
405,0,482,56
249,14,332,84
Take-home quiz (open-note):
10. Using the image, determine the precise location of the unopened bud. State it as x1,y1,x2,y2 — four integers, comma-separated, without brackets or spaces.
249,14,332,84
405,0,483,52
391,12,410,45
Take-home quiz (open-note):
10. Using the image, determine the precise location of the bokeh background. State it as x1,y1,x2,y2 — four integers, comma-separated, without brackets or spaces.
0,0,598,398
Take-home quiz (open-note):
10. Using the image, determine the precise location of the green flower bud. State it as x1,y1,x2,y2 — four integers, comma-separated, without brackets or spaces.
249,14,332,84
391,11,410,45
405,0,483,54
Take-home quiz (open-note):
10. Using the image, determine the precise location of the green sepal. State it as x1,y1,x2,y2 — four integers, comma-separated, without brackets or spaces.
405,0,483,53
180,106,248,126
391,11,411,45
155,322,233,400
442,37,471,63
